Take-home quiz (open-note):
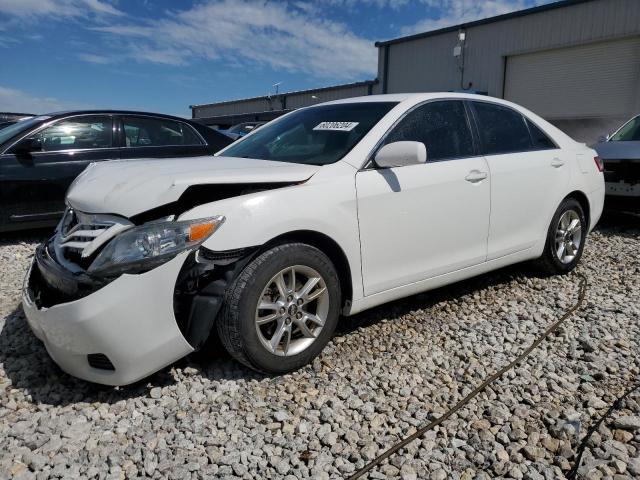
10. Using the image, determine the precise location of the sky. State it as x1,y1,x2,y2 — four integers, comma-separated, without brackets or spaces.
0,0,552,117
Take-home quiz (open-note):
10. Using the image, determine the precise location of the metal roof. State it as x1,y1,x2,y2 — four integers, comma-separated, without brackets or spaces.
190,79,378,110
375,0,596,47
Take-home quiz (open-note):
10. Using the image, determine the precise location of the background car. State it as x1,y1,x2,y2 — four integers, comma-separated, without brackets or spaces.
0,111,232,232
0,115,35,130
593,114,640,213
220,121,266,140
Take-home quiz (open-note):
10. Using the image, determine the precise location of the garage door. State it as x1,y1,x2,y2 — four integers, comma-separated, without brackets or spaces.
504,37,640,119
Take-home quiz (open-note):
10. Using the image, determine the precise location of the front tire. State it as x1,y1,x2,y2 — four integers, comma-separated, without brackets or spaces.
217,243,341,374
536,198,587,275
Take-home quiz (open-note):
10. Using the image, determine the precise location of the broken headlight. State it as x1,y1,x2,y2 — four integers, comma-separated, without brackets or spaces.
88,216,225,276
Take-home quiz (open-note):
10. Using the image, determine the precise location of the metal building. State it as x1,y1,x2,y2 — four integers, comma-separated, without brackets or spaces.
191,0,640,143
190,80,376,129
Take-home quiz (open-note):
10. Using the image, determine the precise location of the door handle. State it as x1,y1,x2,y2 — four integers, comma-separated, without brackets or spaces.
551,158,565,168
465,170,488,183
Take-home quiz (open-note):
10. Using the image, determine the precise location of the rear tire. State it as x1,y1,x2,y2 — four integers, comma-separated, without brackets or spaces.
536,198,587,275
217,243,341,374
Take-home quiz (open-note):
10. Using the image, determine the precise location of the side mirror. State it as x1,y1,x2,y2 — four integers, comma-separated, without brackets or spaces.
13,137,43,153
374,141,427,168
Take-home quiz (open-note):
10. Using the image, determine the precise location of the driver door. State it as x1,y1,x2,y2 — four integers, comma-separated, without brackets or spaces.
356,100,491,296
0,115,117,230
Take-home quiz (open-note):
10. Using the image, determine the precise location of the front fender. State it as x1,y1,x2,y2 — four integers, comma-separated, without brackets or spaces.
178,162,364,303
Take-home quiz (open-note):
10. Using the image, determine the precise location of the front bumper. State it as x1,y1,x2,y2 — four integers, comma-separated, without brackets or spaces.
22,250,194,386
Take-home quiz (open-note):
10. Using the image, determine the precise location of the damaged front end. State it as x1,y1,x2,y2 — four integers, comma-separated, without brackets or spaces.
28,180,293,350
173,247,257,350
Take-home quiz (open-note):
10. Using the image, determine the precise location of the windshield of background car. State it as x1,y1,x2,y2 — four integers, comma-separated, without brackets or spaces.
0,116,50,147
222,102,398,165
610,115,640,142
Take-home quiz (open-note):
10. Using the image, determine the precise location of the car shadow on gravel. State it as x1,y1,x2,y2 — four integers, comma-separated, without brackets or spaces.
595,210,640,238
336,263,532,337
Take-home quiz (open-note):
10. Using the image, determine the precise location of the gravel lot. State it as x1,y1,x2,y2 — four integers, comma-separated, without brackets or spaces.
1,214,639,480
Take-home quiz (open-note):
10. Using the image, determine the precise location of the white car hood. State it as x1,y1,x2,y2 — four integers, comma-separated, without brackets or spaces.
66,156,320,218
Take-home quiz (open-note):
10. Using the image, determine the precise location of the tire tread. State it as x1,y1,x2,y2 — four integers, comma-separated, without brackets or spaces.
216,243,340,374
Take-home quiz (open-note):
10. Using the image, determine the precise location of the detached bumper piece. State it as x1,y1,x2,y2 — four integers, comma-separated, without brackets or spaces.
22,250,194,386
30,243,107,308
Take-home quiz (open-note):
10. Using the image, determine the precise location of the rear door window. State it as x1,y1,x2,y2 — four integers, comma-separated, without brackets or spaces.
472,102,532,155
122,117,203,147
35,116,113,151
526,119,557,150
382,100,475,161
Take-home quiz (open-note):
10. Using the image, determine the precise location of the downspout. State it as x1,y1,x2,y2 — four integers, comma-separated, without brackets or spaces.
382,45,390,94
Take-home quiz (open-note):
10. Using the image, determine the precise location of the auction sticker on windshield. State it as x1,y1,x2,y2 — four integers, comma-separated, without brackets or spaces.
313,121,359,132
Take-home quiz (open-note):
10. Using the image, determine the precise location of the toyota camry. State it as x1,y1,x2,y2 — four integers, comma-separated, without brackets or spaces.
22,93,605,385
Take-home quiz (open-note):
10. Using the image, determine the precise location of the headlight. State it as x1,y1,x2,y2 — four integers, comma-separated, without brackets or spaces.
88,216,225,275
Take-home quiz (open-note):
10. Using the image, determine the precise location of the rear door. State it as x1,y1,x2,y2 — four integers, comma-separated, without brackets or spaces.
118,115,209,159
356,100,491,295
0,115,117,229
469,101,569,260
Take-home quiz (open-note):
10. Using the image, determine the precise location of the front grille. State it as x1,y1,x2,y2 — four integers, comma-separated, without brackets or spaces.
603,160,640,184
54,208,133,269
87,354,115,371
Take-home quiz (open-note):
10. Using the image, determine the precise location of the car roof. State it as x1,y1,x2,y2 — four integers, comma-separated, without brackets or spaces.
320,92,508,106
41,110,194,122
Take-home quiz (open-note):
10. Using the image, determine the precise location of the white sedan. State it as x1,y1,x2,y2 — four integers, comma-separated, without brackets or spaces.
22,93,605,385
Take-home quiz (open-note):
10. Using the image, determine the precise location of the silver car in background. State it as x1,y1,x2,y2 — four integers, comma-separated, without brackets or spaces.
593,114,640,212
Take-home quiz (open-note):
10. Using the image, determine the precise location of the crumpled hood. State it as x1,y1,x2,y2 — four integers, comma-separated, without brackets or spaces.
593,141,640,160
67,156,320,218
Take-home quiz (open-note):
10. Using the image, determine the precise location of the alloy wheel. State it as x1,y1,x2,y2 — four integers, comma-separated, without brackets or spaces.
254,265,330,356
554,209,583,264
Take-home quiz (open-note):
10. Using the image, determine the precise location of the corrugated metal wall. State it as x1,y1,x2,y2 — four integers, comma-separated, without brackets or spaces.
193,96,282,118
286,83,371,109
192,83,372,119
384,0,640,97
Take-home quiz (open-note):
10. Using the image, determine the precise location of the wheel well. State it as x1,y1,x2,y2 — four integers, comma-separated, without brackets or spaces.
262,231,353,309
565,191,591,229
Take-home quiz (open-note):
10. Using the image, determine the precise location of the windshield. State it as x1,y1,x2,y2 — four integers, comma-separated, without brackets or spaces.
222,102,398,165
610,115,640,142
0,116,49,146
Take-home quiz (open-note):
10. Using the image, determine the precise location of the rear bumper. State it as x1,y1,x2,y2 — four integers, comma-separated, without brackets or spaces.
604,193,640,213
22,250,194,386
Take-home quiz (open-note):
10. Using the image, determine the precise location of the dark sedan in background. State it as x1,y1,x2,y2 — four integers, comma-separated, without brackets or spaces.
593,114,640,213
0,110,232,232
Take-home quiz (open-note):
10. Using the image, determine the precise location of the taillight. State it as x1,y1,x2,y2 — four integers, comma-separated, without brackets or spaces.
594,156,604,172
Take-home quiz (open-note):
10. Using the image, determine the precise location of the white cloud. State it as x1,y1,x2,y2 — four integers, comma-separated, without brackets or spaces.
404,0,548,35
0,85,83,113
314,0,410,7
76,52,112,64
0,0,123,19
92,0,378,80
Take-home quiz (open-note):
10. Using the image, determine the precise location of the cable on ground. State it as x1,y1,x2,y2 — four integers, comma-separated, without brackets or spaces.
348,272,588,480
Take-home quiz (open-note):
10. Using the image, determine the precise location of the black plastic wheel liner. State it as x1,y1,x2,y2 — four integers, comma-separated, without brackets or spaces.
173,246,257,350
